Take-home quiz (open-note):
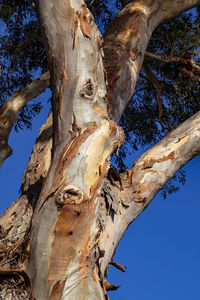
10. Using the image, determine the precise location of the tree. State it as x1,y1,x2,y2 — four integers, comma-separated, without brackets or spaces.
0,0,200,298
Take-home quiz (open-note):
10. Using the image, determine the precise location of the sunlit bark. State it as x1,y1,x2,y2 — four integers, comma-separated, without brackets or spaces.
103,0,200,122
27,0,124,298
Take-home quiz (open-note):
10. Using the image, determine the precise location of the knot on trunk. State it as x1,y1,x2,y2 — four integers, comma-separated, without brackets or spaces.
55,186,86,208
79,79,96,100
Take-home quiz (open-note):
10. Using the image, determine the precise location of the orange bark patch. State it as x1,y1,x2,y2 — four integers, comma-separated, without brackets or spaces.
128,169,133,185
107,103,112,116
55,125,98,176
47,199,95,285
93,104,107,118
129,48,141,61
42,125,98,202
49,279,66,300
89,159,110,200
80,5,92,39
79,234,92,282
142,151,175,169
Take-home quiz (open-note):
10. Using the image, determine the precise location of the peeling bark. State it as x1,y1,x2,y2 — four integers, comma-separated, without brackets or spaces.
27,1,124,298
98,110,200,276
0,111,53,298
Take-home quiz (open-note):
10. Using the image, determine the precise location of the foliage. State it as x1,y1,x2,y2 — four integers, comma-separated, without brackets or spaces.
0,0,47,129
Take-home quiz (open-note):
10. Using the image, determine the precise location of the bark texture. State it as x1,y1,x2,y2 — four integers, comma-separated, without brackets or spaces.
0,113,52,298
0,0,200,299
27,0,124,298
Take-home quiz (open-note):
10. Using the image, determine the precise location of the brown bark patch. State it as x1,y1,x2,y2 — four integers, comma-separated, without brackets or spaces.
89,159,110,200
47,199,96,286
49,278,66,300
78,233,92,282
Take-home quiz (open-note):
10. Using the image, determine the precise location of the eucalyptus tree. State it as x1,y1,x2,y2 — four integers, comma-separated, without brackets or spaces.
0,0,200,299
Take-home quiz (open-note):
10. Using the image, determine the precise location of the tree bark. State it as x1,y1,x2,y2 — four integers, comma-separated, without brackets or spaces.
0,0,200,299
27,0,124,298
103,0,200,122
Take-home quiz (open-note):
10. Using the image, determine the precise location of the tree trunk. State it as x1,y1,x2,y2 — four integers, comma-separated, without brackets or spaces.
0,0,200,299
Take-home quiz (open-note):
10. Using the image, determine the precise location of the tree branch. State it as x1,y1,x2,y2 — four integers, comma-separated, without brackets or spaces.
0,71,50,167
0,111,52,269
99,109,200,275
103,0,200,123
145,51,200,73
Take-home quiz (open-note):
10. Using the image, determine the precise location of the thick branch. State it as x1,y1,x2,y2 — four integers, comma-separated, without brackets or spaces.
0,71,50,167
0,112,52,297
103,0,200,122
99,109,200,275
158,0,200,21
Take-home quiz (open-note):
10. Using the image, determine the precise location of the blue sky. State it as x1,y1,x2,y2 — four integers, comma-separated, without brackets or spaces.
0,92,200,299
108,158,200,300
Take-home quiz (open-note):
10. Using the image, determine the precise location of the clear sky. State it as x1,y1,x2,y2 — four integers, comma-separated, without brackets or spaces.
0,92,200,299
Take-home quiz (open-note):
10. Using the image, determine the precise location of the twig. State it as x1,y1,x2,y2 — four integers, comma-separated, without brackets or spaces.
110,261,127,272
145,51,200,74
